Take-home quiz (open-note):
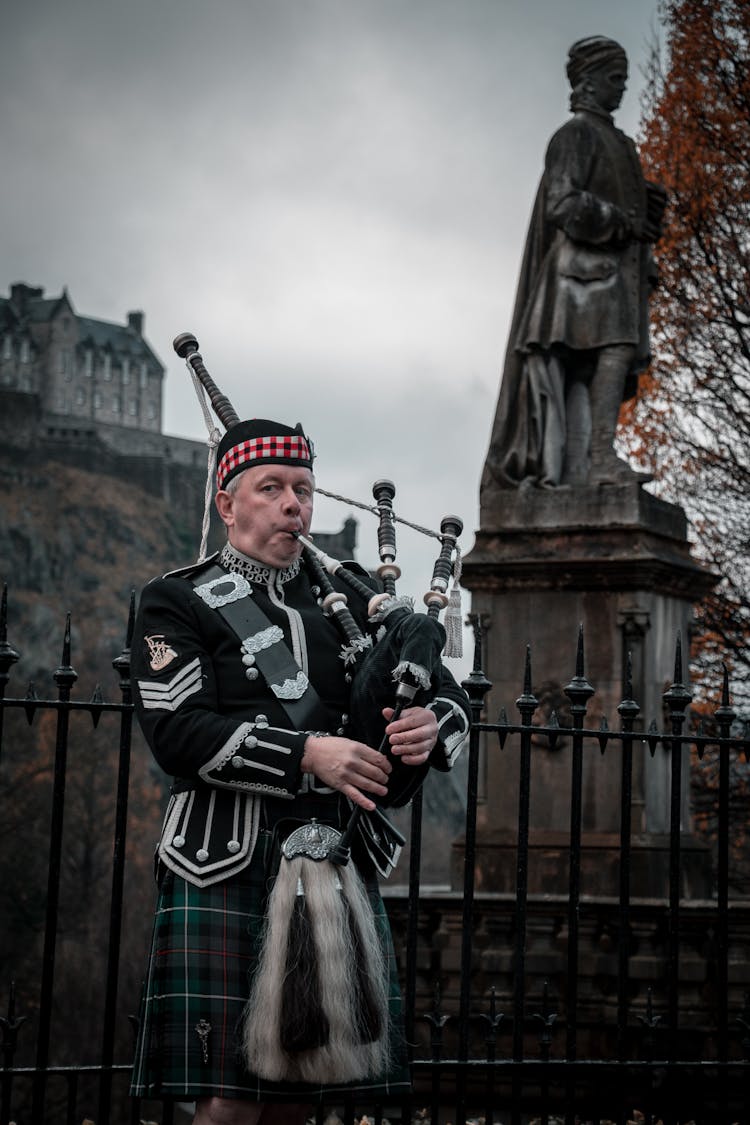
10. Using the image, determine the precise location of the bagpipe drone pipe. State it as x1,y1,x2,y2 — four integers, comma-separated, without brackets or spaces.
174,331,464,1084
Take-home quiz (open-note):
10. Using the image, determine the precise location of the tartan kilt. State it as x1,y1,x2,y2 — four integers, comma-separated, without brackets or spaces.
130,828,410,1103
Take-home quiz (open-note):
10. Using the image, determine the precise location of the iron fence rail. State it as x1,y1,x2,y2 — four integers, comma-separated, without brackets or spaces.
1,591,749,1125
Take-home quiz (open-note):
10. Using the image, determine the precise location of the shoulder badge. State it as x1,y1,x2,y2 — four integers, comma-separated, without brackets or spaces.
145,634,179,672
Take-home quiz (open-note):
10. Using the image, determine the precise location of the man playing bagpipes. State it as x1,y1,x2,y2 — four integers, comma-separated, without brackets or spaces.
129,413,470,1125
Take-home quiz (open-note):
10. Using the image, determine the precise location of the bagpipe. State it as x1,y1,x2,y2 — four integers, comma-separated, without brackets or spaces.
175,331,465,1084
175,331,464,821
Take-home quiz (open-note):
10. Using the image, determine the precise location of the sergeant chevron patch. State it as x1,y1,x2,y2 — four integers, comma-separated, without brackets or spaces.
138,656,203,711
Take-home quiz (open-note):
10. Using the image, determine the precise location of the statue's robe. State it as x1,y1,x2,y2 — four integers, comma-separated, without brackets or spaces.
482,108,656,491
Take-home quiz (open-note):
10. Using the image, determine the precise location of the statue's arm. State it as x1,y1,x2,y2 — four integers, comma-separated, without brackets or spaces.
543,121,632,247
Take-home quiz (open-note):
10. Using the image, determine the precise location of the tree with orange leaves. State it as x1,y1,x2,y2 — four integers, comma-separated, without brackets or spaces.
621,0,750,708
620,0,750,890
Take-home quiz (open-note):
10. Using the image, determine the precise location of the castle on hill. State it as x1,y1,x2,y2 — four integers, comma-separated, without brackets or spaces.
0,281,356,558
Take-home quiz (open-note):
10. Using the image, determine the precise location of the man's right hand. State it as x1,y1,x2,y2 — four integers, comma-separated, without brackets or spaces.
301,735,391,811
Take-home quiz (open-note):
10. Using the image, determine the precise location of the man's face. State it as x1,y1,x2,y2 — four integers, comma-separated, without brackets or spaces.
215,463,314,568
587,62,628,113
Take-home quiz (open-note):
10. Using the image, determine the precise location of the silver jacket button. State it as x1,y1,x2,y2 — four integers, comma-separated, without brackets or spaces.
244,735,258,749
173,835,185,848
232,755,245,768
196,848,209,862
227,840,241,854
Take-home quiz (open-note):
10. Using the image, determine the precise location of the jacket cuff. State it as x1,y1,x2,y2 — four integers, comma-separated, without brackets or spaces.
427,696,470,770
198,719,306,798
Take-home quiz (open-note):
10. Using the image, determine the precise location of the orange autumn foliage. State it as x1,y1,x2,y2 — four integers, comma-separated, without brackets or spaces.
618,0,750,890
619,0,750,708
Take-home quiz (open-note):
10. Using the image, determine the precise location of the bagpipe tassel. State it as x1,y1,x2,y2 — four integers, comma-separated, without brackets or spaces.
242,826,390,1085
442,553,463,659
443,582,463,659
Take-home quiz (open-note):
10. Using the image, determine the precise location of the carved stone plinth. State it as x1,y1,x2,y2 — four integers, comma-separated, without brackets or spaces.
460,481,716,897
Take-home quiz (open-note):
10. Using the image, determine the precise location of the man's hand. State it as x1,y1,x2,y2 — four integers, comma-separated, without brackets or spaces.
301,735,391,811
383,706,438,767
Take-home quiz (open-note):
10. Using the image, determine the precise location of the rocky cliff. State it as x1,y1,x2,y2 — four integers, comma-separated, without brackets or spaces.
0,452,213,690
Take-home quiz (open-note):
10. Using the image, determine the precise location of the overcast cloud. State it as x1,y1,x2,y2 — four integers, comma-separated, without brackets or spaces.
2,0,662,673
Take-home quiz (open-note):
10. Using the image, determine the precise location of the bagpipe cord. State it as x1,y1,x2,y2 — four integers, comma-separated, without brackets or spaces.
242,856,390,1085
188,366,222,562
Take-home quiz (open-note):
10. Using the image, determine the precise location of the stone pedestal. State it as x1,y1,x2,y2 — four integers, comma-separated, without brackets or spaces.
459,481,716,898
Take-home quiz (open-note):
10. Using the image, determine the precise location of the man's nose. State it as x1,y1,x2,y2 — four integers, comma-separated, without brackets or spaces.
281,487,301,512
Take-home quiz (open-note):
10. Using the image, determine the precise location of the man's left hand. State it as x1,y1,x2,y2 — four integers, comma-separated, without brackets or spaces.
383,706,438,767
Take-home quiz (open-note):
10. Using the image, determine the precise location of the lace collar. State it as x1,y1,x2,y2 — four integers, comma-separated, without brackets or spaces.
219,542,301,586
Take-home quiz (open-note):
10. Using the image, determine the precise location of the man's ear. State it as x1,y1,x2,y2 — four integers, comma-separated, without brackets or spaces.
215,489,234,526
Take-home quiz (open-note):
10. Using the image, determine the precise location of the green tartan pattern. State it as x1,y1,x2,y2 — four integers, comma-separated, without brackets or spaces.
130,835,410,1103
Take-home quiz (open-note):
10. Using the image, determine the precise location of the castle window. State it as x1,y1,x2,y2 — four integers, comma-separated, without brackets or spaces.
140,361,148,388
76,388,86,406
59,349,71,377
113,395,121,413
128,399,137,416
2,336,12,360
84,349,93,377
94,392,102,409
122,358,130,384
103,354,112,380
19,339,30,363
147,403,157,421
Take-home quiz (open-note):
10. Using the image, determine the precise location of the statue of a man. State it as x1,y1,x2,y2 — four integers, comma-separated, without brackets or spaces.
482,36,666,493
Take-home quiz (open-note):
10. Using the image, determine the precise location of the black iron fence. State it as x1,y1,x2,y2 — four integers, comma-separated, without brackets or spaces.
1,587,749,1125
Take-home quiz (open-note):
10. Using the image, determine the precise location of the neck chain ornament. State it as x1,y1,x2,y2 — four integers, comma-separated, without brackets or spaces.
220,542,301,586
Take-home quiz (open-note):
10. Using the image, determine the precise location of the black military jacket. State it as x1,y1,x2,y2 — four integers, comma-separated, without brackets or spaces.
132,543,470,886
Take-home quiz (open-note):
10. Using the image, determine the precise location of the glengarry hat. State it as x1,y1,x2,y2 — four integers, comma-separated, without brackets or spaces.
216,419,314,491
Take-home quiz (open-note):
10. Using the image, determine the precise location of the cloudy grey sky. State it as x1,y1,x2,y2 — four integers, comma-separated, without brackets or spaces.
2,0,661,668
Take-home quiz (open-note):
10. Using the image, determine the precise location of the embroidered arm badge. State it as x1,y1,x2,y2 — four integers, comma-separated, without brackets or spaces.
138,656,203,712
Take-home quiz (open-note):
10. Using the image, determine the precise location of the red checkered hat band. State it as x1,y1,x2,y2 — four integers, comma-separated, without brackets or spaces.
217,434,312,490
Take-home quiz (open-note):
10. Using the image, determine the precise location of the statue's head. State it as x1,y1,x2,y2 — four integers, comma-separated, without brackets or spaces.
566,36,628,115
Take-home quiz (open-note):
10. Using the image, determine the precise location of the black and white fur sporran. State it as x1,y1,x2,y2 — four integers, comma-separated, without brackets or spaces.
242,821,390,1084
